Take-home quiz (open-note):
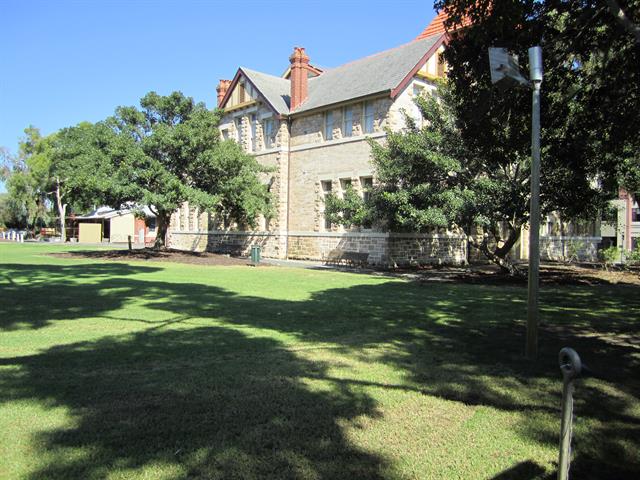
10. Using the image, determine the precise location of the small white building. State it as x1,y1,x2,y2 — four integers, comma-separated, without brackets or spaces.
70,207,157,244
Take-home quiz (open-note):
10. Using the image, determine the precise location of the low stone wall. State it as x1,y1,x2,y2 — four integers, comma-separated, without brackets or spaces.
387,233,467,266
539,236,602,262
169,231,284,258
169,230,467,266
288,231,390,264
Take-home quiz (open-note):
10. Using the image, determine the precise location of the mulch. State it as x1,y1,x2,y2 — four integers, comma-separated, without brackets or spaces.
50,248,263,267
49,248,640,286
403,263,640,287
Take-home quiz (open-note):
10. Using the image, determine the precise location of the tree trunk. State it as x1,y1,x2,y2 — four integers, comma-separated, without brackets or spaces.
469,226,523,276
154,212,170,250
55,179,67,242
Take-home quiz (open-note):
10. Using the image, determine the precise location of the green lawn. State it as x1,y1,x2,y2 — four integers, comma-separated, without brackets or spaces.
0,243,638,480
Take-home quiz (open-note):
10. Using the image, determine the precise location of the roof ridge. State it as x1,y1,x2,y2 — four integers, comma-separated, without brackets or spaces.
240,66,289,81
316,34,443,75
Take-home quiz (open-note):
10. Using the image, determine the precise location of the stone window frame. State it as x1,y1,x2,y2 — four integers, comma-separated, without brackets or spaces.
320,180,333,231
234,117,243,144
339,178,352,198
250,114,258,152
262,118,276,149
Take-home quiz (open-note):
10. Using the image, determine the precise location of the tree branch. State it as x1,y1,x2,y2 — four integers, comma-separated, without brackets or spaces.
605,0,640,44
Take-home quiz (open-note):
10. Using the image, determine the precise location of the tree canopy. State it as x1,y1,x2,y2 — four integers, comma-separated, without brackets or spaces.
96,91,273,247
327,1,639,272
436,0,639,199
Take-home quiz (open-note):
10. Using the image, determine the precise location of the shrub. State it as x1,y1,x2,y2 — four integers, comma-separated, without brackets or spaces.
565,239,585,263
600,246,620,270
626,246,640,266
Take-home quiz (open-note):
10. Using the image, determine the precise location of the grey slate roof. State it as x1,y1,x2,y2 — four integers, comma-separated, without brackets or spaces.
237,34,443,116
241,67,291,114
296,35,442,114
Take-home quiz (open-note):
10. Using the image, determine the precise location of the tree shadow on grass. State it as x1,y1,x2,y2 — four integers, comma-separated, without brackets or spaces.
0,263,162,330
0,326,386,479
0,262,638,478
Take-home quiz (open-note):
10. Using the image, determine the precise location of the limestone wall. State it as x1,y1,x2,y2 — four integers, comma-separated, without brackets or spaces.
290,96,390,147
288,138,380,232
169,229,467,266
539,236,602,262
387,233,467,266
169,230,284,258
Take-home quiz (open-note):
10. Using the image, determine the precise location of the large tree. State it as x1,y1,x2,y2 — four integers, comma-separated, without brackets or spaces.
436,0,639,202
1,128,52,234
328,1,639,272
47,122,115,241
97,91,272,248
326,88,532,274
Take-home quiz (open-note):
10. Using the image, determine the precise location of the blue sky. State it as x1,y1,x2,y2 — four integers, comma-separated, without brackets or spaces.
0,0,437,192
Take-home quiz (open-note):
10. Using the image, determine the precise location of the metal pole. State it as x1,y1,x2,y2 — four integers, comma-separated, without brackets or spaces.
526,46,543,359
558,347,582,480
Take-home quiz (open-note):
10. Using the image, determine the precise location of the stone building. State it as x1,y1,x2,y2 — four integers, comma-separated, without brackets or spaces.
168,12,613,265
169,16,467,266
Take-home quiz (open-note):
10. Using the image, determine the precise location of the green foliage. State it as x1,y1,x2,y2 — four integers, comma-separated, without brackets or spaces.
1,127,53,232
97,91,273,247
324,185,370,229
565,239,585,264
436,0,640,207
0,193,19,228
626,245,640,265
600,245,621,270
327,88,526,273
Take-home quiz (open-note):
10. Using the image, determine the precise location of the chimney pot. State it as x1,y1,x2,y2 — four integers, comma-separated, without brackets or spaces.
289,47,310,110
216,79,232,107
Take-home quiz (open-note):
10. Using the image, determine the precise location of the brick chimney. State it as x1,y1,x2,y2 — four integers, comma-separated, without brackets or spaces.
289,47,310,110
216,79,232,107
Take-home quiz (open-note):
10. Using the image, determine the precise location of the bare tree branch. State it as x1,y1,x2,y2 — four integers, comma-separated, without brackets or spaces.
605,0,640,44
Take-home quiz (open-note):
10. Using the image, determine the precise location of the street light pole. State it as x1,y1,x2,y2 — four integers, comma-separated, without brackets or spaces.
526,46,543,359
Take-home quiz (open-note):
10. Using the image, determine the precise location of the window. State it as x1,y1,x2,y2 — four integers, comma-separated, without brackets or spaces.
321,181,332,230
146,217,157,233
360,177,373,228
633,207,640,223
437,52,446,77
234,117,242,143
340,178,352,195
238,83,246,104
360,177,373,203
221,129,230,141
412,85,425,128
363,101,375,133
250,114,257,152
324,111,333,140
263,119,273,148
343,106,353,137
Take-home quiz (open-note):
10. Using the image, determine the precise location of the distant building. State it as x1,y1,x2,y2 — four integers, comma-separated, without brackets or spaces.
69,206,157,245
